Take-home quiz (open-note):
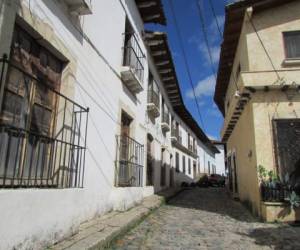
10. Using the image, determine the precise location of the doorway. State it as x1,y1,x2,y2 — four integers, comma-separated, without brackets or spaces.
193,161,197,179
146,134,153,186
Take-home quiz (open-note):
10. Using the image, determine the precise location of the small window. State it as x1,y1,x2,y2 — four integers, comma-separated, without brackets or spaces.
283,31,300,59
182,155,186,173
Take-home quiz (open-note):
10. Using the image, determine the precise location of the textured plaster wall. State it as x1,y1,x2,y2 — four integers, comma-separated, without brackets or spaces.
0,0,216,249
0,0,154,249
252,92,300,174
227,102,261,216
223,1,300,218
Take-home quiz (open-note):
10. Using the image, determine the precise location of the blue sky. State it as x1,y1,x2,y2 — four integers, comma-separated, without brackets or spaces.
146,0,236,140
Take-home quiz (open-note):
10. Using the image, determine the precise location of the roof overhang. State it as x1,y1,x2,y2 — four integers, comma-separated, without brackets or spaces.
145,31,219,155
135,0,166,25
214,0,297,115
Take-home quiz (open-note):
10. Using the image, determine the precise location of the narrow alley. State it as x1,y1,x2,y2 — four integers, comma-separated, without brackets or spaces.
112,188,300,250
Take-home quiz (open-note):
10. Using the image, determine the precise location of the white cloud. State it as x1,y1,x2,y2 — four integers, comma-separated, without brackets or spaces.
186,75,216,99
188,14,223,66
207,134,217,141
198,43,220,65
208,15,225,41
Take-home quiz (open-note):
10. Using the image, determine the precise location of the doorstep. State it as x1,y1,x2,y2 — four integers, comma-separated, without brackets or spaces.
50,187,182,250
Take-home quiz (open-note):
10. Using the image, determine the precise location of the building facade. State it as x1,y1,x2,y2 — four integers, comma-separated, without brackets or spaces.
214,0,300,222
0,0,217,248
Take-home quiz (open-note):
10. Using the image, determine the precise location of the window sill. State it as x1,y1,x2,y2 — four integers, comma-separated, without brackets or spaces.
282,58,300,67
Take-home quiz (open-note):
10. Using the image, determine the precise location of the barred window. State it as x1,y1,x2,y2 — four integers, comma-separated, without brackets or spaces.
283,31,300,59
273,119,300,183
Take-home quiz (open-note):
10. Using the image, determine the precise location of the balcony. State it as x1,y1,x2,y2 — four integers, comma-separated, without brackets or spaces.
0,58,89,188
63,0,92,15
188,144,197,155
161,111,170,132
171,127,178,142
121,33,145,94
147,88,160,118
115,135,144,187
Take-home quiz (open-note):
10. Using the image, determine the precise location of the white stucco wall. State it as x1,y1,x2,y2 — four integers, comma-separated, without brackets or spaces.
0,0,155,249
0,0,216,249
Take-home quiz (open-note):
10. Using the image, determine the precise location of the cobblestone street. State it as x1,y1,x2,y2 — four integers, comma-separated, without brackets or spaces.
111,188,300,250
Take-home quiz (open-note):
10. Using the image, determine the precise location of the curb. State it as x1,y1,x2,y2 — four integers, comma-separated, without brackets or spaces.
106,188,184,249
103,198,164,249
51,188,183,250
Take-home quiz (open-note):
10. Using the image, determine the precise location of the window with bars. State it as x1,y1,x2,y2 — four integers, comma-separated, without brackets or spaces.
283,31,300,59
273,119,300,184
0,25,88,188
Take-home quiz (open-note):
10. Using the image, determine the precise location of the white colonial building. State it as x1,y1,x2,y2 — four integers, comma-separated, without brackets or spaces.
0,0,218,249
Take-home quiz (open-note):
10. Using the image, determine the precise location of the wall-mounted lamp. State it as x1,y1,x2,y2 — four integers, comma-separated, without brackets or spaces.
234,90,241,99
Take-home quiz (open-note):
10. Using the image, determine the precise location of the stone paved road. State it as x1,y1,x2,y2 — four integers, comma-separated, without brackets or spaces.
111,188,300,250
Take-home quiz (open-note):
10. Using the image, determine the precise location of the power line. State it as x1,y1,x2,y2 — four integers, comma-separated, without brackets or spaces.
195,0,217,80
245,11,281,80
75,79,121,126
30,0,122,126
196,0,241,105
167,0,206,132
208,0,222,38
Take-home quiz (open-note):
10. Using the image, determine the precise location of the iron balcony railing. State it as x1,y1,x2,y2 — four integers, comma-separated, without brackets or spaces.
162,111,170,125
260,185,297,202
115,135,144,187
171,126,179,139
178,135,182,144
0,57,89,188
147,88,160,109
188,144,197,154
123,32,145,83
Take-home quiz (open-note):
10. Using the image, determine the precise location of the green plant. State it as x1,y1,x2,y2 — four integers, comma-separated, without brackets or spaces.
258,165,267,182
287,191,300,210
268,170,278,182
258,165,280,188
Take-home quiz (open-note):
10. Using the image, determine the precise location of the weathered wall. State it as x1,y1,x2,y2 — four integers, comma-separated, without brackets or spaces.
223,1,300,219
0,0,216,249
226,102,261,216
0,0,154,249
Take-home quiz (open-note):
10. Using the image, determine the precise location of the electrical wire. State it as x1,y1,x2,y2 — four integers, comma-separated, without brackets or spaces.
167,0,206,132
245,11,281,80
195,0,217,80
208,0,222,38
29,0,122,126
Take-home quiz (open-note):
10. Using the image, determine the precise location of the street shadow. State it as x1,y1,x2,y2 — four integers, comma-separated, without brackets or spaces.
167,187,258,223
237,226,300,250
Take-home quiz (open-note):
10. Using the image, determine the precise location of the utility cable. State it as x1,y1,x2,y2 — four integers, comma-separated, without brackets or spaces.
208,0,222,38
168,0,206,132
245,11,281,80
197,0,240,94
30,0,122,125
195,0,217,80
